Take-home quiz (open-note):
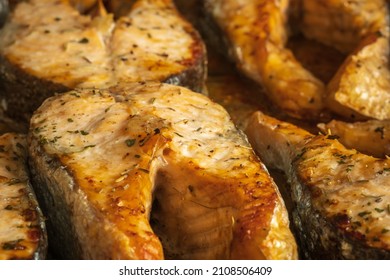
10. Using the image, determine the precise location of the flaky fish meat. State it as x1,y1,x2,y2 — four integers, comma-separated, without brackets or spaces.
302,0,390,120
28,82,297,260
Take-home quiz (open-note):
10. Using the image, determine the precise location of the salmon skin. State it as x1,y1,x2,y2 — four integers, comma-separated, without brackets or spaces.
0,0,206,125
28,81,297,260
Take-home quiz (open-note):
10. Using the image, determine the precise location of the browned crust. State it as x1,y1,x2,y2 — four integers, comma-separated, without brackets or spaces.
292,170,390,259
163,22,207,94
292,137,390,259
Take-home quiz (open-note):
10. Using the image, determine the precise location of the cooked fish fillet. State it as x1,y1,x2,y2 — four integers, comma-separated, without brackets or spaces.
204,0,325,120
318,119,390,158
0,133,47,260
301,0,389,54
28,82,297,260
301,0,390,120
246,111,390,259
327,33,390,120
0,0,206,124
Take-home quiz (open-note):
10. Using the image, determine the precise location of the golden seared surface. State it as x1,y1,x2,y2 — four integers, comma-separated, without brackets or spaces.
29,82,297,259
205,0,325,120
205,0,390,121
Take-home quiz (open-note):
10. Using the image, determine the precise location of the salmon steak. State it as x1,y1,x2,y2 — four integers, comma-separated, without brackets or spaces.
246,111,390,259
0,0,206,124
27,81,297,260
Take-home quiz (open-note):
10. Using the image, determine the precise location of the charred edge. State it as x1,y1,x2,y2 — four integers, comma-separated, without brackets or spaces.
292,174,390,259
163,25,207,94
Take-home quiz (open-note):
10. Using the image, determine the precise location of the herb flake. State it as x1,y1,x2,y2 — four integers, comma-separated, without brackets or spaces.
125,139,136,147
358,211,371,217
4,205,13,210
326,135,340,140
2,239,25,250
78,38,89,44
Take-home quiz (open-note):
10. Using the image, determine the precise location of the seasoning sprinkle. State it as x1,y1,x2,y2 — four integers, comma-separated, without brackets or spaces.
326,135,340,140
358,211,371,217
4,205,13,210
82,145,96,150
70,92,81,98
7,178,21,185
16,142,24,149
78,38,89,44
375,208,385,213
80,130,89,135
125,139,136,147
2,239,25,250
346,165,354,172
139,168,150,174
352,221,362,227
